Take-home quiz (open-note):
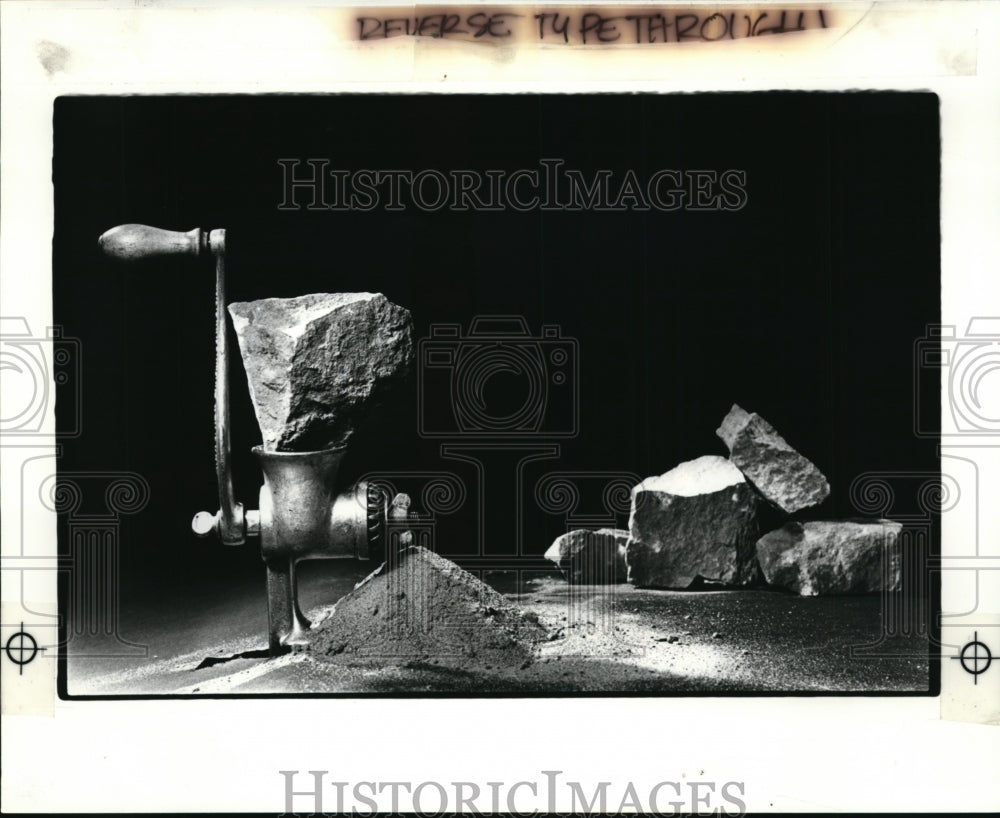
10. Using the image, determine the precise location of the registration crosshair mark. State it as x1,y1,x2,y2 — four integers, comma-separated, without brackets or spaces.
4,623,42,675
950,631,993,685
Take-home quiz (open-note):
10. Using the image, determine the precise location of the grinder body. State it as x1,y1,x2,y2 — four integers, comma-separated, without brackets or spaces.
255,446,386,652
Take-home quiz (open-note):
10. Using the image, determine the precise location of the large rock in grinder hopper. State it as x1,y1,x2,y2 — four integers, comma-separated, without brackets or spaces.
228,292,413,452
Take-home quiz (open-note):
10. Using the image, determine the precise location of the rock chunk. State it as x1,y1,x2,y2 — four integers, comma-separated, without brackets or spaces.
756,520,903,595
311,546,546,667
626,456,759,588
716,404,830,514
228,292,413,452
544,528,629,584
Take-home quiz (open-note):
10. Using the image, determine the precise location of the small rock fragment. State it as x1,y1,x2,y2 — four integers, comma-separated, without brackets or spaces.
543,528,629,584
716,404,830,514
388,492,414,549
756,520,903,595
626,455,759,588
229,292,413,452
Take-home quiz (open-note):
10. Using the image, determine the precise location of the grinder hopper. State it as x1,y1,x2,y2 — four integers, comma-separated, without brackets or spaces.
99,223,392,654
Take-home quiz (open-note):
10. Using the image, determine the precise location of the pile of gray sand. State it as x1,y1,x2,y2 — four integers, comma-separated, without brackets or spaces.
311,547,547,669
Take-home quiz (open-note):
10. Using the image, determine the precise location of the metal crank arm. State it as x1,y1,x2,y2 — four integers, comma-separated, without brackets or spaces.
99,223,248,545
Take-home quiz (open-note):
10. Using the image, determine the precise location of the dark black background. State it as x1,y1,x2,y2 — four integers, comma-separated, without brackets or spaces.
53,93,940,594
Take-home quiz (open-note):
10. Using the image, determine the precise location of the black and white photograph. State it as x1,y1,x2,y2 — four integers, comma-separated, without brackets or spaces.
3,2,999,815
52,92,939,696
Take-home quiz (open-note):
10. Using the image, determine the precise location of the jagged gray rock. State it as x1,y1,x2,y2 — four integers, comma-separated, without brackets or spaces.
756,520,903,595
544,528,629,584
716,404,830,514
229,292,413,452
626,456,759,588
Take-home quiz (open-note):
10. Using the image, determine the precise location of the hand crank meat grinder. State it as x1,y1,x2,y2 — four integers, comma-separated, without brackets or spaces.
99,224,391,654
